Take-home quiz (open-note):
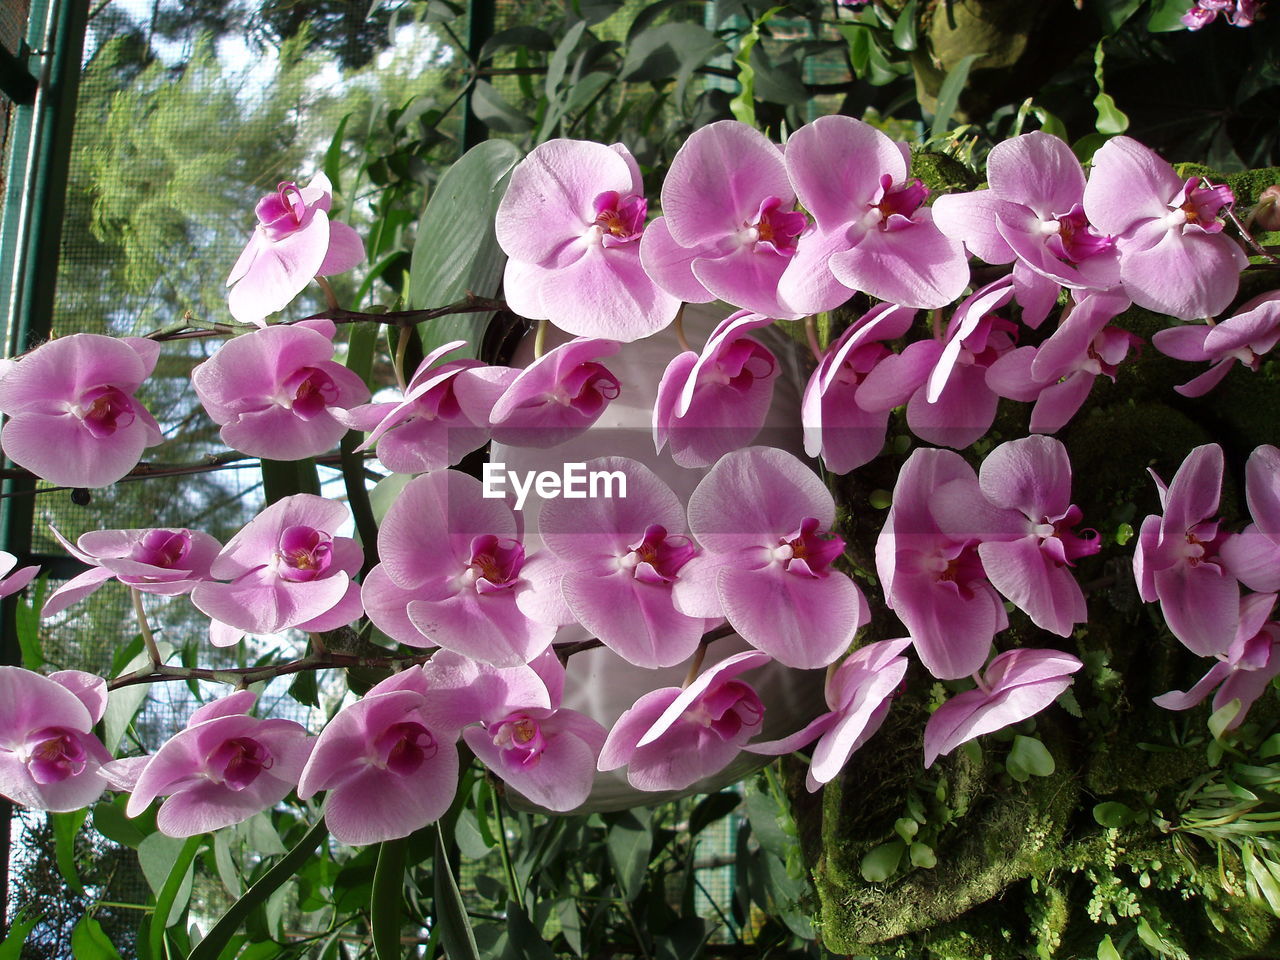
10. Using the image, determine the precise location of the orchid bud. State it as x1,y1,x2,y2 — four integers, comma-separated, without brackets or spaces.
1253,185,1280,233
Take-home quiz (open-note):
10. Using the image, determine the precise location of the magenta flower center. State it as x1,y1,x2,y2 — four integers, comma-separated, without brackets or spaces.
1031,505,1100,566
1046,205,1114,263
207,736,273,791
1182,521,1227,567
275,524,334,582
688,680,764,741
621,524,696,584
257,182,308,240
704,338,776,393
773,517,845,578
874,175,929,229
282,366,339,420
745,196,806,256
467,534,525,594
926,540,987,598
130,529,192,568
375,721,437,776
491,714,546,768
1171,178,1233,233
557,361,621,416
592,191,647,246
25,728,87,784
78,385,136,439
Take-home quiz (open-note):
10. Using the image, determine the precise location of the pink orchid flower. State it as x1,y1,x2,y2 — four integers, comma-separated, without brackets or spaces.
1221,444,1280,593
746,638,911,791
929,435,1099,636
777,115,969,312
421,650,607,812
192,319,370,461
875,447,1008,680
361,470,555,666
640,120,807,318
673,447,869,669
858,278,1020,449
496,139,680,342
106,690,313,837
519,456,710,669
1155,592,1280,730
986,290,1139,434
488,338,621,449
43,526,221,618
801,303,916,474
0,667,112,812
653,312,779,468
190,494,364,647
0,551,39,600
1152,290,1280,397
1082,136,1248,320
0,333,163,488
1133,443,1240,656
933,132,1120,297
597,650,769,792
924,648,1082,768
297,668,459,845
338,340,515,474
226,172,365,326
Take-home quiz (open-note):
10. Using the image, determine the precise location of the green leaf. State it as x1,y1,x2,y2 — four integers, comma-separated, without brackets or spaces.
289,669,319,708
1089,0,1144,34
689,792,740,836
104,640,173,753
1031,105,1068,140
729,6,783,127
456,808,495,859
434,825,481,960
408,139,522,360
1092,42,1129,136
545,20,588,100
213,829,243,898
372,837,408,960
606,809,652,901
931,52,983,140
1148,0,1194,31
1093,801,1136,828
51,809,87,895
621,23,725,84
479,26,555,63
148,833,202,958
94,796,147,849
1096,934,1123,960
1210,699,1242,741
1135,918,1177,956
323,113,350,196
892,0,919,51
909,842,937,869
555,899,583,957
261,457,320,503
13,573,47,669
470,80,534,134
71,915,124,960
0,907,40,958
894,817,919,842
501,901,556,960
189,817,328,960
1010,735,1056,778
860,841,905,882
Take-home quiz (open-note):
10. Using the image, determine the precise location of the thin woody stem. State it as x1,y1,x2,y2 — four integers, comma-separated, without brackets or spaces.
673,302,692,353
315,276,341,311
393,326,410,393
804,315,823,362
132,588,162,667
533,318,548,359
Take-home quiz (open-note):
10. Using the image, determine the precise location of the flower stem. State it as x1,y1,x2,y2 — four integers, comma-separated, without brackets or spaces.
315,276,341,311
804,315,823,362
533,318,548,359
673,303,692,353
492,781,525,911
132,588,161,667
682,641,708,689
393,326,410,393
309,631,328,655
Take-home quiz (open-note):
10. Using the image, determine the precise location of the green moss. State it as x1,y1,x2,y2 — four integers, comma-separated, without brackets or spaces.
912,149,980,194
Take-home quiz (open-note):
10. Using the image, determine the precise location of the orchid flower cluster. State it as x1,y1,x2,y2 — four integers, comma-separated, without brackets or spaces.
0,116,1274,853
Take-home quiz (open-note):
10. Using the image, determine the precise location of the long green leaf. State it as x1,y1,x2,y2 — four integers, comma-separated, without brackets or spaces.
189,817,328,960
149,834,203,959
729,7,783,128
0,908,40,958
434,825,480,960
930,52,982,141
13,573,47,669
71,914,124,959
408,139,522,360
372,837,408,960
51,809,87,895
260,458,320,504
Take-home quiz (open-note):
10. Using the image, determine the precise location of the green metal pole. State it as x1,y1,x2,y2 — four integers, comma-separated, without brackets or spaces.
0,0,90,936
460,0,496,152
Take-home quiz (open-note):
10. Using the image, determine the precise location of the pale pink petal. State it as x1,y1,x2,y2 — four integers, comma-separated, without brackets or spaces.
979,537,1085,636
931,190,1017,264
1083,136,1185,236
563,570,704,669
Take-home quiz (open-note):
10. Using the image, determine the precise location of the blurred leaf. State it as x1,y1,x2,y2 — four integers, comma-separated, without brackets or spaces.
435,825,481,960
104,641,173,752
1097,934,1123,960
408,139,522,360
261,457,321,502
456,808,495,859
748,45,808,106
323,113,350,196
244,811,288,857
1010,735,1057,778
470,80,534,134
860,841,905,882
502,901,556,960
909,842,937,868
1210,698,1243,741
0,908,39,958
51,809,87,895
546,20,588,99
70,916,123,960
606,809,652,901
932,52,983,140
743,782,788,859
479,26,555,62
1089,0,1144,34
892,0,919,51
189,817,328,960
1093,801,1136,828
1093,42,1130,135
730,6,783,127
421,0,464,24
627,0,688,42
147,833,202,959
372,838,407,960
555,898,583,956
689,791,740,836
654,917,713,960
95,796,147,849
894,817,919,842
621,23,725,84
214,829,243,898
13,573,46,669
1148,0,1194,31
289,669,319,708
